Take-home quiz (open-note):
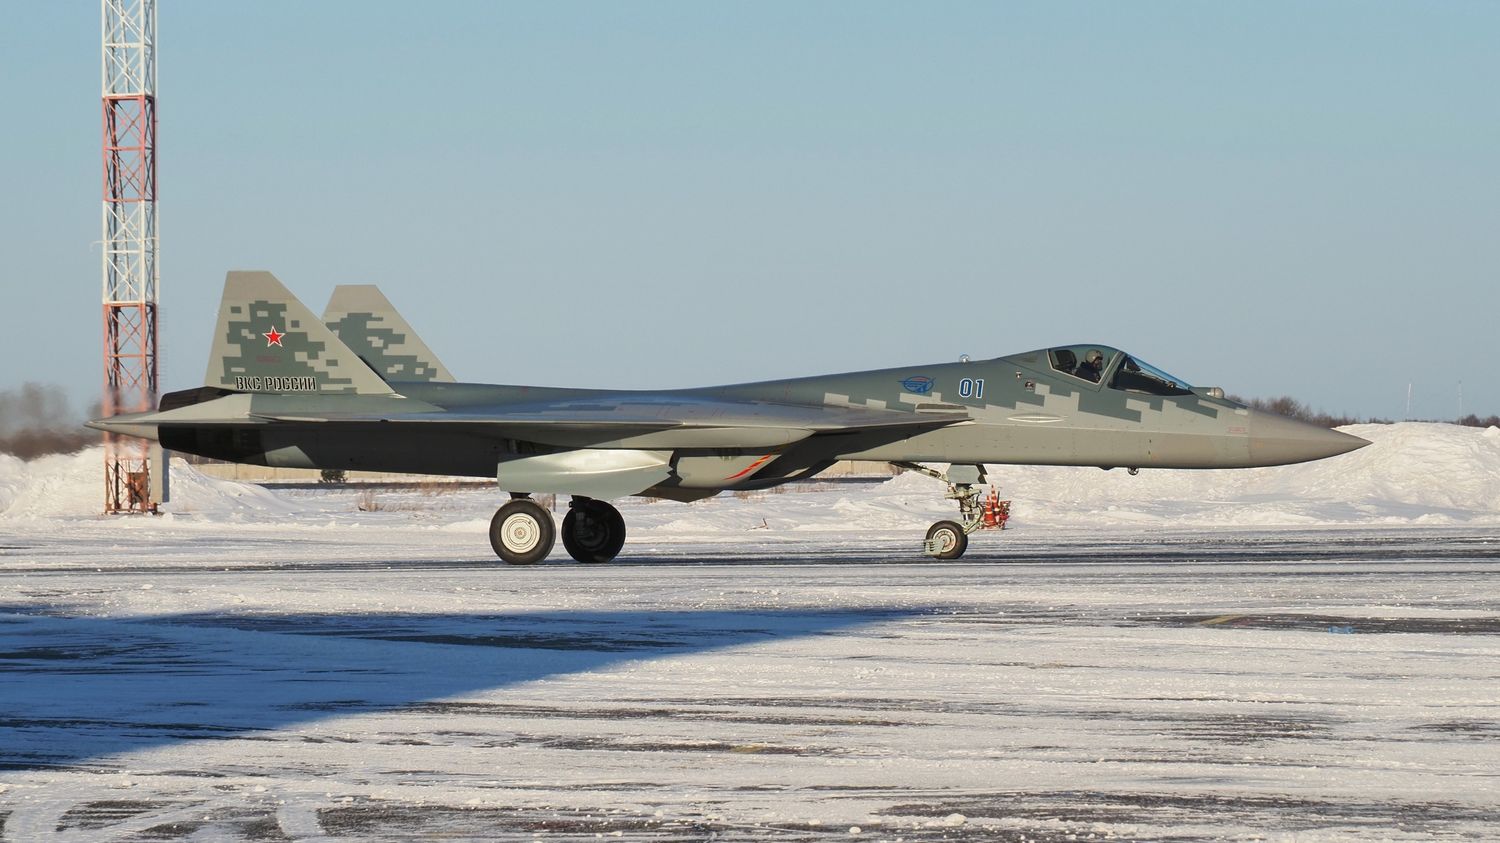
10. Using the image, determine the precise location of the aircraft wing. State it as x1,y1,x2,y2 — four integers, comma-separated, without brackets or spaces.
250,396,970,449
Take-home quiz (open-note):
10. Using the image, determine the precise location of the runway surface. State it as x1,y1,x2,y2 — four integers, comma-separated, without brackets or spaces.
2,527,1498,841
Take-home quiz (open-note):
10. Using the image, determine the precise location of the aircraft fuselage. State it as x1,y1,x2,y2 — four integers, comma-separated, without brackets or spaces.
91,272,1368,563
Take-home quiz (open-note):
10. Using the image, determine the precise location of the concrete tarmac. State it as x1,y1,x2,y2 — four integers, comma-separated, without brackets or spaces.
2,529,1498,841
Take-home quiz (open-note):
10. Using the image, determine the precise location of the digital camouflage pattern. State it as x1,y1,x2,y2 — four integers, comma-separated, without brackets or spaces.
322,285,455,384
122,270,1363,499
97,270,1368,563
205,272,393,395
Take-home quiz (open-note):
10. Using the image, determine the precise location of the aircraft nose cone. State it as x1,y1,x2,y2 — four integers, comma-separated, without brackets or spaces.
1247,410,1370,466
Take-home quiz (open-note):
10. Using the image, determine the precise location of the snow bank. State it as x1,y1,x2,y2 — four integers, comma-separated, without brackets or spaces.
0,449,101,519
0,446,302,521
161,458,307,519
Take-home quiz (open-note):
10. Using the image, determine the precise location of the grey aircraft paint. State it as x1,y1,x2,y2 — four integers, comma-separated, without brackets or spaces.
205,272,393,396
322,284,456,384
94,271,1369,563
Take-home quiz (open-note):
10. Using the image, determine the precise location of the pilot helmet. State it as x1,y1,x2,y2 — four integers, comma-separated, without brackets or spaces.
1085,350,1104,365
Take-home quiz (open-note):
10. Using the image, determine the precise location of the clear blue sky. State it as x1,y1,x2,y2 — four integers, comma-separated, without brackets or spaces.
5,1,1497,420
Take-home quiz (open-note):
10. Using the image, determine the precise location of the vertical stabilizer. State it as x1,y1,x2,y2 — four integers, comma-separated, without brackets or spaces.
323,284,456,383
205,271,395,395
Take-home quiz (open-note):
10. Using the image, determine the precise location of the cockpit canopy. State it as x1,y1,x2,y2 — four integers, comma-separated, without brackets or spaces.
1047,344,1194,397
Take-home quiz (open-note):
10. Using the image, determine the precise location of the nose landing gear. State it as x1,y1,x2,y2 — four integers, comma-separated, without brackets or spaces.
894,462,1009,560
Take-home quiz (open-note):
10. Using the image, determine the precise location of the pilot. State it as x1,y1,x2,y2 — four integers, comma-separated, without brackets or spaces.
1077,350,1105,383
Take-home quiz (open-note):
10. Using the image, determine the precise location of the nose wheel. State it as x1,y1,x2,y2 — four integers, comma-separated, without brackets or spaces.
924,520,968,560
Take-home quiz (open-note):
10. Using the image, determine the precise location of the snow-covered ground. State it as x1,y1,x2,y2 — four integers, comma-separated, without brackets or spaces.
2,423,1499,840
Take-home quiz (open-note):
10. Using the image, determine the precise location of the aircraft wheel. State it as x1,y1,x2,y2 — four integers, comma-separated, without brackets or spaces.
562,500,626,563
489,499,555,565
924,520,968,560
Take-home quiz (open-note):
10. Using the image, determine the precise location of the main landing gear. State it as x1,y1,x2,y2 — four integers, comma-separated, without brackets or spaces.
489,496,554,565
488,495,627,565
560,497,627,563
894,462,1010,560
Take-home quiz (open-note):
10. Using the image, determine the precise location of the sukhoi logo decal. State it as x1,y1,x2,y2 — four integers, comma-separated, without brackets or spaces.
900,375,934,395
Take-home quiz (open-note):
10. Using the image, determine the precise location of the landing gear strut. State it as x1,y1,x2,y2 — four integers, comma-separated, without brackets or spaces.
895,462,1009,560
561,497,626,563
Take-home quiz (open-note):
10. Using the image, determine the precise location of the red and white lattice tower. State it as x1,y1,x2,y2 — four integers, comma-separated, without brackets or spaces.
101,0,162,513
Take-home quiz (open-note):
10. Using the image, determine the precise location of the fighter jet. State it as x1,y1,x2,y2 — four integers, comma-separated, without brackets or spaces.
90,272,1368,564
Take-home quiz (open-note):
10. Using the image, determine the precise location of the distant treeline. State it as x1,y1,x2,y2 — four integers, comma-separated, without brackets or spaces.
0,383,97,460
1457,414,1500,429
1229,394,1500,429
1226,395,1376,428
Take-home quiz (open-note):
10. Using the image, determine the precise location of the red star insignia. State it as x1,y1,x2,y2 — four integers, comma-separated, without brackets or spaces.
263,327,285,347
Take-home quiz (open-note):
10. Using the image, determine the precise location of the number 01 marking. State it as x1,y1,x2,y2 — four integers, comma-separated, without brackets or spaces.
959,378,985,399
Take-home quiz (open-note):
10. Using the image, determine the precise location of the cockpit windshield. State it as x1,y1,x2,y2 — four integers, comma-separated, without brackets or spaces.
1110,356,1194,396
1047,345,1194,396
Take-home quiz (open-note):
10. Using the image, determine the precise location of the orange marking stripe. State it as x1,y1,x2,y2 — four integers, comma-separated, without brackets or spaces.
726,453,776,481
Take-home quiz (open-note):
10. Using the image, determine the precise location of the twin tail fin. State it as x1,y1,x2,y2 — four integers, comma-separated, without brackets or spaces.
322,284,456,383
204,271,395,395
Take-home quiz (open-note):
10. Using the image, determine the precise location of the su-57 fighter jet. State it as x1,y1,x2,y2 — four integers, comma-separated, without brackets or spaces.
91,272,1368,564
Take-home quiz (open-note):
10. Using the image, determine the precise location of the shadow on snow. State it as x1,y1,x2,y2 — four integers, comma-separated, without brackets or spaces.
0,605,927,771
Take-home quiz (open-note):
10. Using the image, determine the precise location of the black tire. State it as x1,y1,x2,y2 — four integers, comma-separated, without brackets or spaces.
561,500,627,563
489,499,556,565
924,520,968,560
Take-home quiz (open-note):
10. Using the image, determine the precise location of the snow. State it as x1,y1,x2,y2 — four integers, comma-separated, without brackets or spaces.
0,447,298,522
2,422,1499,840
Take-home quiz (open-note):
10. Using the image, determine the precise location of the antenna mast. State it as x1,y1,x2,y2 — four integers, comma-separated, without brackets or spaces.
101,0,164,512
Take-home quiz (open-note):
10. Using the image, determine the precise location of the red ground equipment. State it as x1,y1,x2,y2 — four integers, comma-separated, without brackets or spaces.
981,486,1011,530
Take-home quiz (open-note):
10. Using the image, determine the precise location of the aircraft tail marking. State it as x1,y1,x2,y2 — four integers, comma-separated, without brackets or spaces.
322,284,456,383
205,271,395,395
